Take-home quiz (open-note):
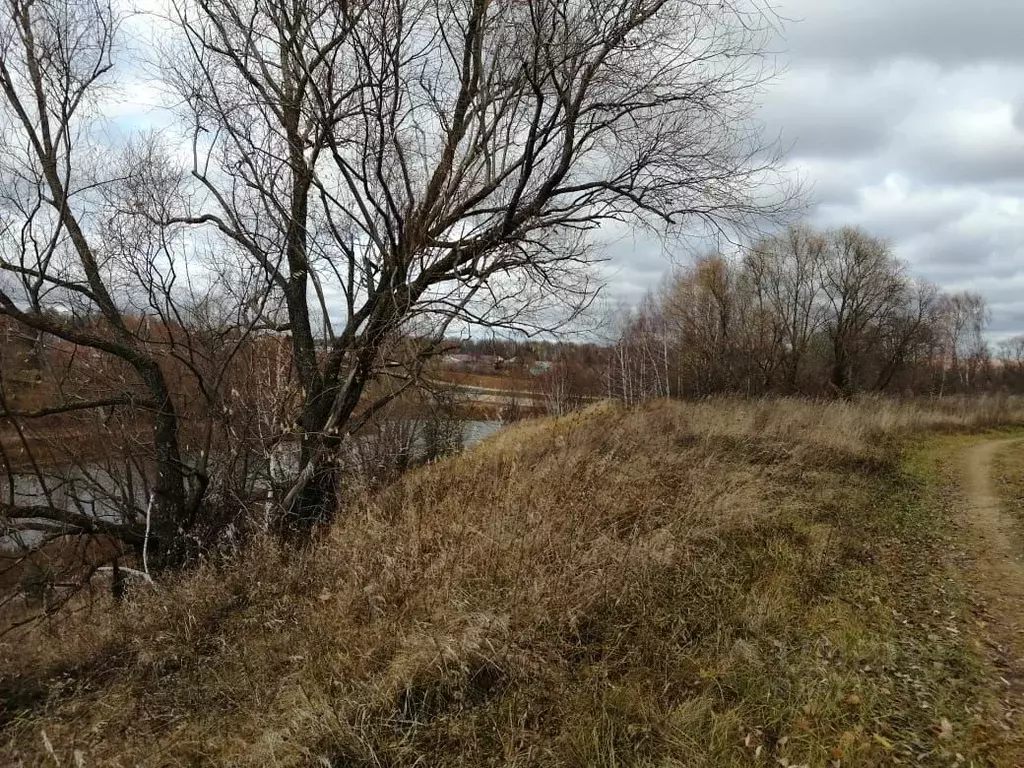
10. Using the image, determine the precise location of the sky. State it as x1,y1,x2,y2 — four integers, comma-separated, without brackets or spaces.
602,0,1024,340
108,0,1024,340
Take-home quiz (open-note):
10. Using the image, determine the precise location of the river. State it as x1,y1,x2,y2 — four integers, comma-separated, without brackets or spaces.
2,420,505,552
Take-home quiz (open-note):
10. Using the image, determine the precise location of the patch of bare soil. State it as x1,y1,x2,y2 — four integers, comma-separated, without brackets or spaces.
958,439,1024,758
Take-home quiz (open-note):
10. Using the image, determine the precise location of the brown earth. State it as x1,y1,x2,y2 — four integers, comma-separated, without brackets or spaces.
957,438,1024,762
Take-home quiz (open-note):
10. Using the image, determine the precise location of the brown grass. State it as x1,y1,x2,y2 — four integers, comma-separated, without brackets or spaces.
2,396,1023,766
993,436,1024,540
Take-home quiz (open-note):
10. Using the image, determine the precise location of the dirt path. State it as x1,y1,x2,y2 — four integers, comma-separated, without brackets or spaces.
958,438,1024,708
961,439,1024,603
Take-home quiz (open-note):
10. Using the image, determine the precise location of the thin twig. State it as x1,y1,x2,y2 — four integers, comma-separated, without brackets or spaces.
142,492,154,578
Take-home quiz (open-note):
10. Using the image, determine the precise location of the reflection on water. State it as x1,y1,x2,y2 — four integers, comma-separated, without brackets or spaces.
462,420,503,447
2,420,505,551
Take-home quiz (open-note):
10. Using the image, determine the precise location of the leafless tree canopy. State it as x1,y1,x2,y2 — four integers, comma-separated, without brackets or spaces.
162,0,785,529
0,0,784,588
0,0,203,574
608,225,998,401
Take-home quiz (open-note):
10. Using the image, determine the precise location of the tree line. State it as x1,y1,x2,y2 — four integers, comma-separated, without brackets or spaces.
607,225,1002,402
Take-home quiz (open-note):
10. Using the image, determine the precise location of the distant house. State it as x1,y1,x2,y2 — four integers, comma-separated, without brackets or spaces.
443,353,477,368
529,360,554,376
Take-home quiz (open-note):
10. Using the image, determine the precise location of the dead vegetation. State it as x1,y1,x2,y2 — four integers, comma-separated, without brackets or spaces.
993,439,1024,542
2,397,1024,766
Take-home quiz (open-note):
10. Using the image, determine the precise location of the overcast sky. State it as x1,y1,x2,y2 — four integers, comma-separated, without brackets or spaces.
602,0,1024,339
112,0,1024,339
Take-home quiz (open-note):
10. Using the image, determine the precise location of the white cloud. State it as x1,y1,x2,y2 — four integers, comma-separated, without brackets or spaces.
53,0,1024,337
674,2,1024,337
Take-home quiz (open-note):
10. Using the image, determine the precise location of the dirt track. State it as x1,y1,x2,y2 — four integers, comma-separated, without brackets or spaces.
961,439,1024,622
958,439,1024,721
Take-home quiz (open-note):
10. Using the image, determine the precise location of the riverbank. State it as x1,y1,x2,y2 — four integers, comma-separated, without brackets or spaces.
3,398,1024,765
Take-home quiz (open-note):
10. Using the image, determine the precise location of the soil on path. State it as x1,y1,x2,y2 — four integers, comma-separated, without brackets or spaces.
958,438,1024,754
960,439,1024,640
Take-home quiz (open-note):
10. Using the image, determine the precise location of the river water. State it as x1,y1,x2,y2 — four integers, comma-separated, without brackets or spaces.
2,420,505,552
462,419,504,447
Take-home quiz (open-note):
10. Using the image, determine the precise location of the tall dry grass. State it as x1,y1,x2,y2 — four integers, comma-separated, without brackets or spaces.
2,396,1021,765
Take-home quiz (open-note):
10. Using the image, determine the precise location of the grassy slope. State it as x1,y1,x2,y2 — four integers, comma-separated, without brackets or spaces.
992,436,1024,541
2,398,1022,766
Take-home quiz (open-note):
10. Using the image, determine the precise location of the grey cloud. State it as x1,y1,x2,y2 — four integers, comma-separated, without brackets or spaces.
777,0,1024,67
757,63,930,161
893,133,1024,187
762,100,892,160
588,1,1024,337
807,177,861,209
988,307,1024,337
906,231,1001,268
809,182,978,243
905,254,1021,284
903,151,1024,187
972,178,1024,199
595,227,668,304
953,277,1024,308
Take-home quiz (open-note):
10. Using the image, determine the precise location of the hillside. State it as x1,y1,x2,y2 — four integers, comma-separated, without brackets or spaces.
3,398,1024,765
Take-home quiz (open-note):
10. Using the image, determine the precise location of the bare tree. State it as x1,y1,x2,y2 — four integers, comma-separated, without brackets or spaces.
744,225,826,393
997,334,1024,391
606,299,670,405
616,224,990,402
658,255,742,395
937,291,990,394
819,227,904,395
998,334,1024,369
161,0,785,532
538,347,594,416
871,279,942,392
0,0,207,570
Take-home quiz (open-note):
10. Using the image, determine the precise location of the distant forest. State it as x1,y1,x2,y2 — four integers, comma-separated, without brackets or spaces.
450,224,1024,404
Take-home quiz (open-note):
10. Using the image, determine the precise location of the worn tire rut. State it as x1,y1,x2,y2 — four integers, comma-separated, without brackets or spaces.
961,439,1024,609
958,439,1024,733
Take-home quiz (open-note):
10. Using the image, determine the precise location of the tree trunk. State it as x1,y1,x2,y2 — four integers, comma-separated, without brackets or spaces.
137,361,192,568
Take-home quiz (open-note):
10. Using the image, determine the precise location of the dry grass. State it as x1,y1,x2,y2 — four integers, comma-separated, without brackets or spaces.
2,396,1023,766
993,436,1024,540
